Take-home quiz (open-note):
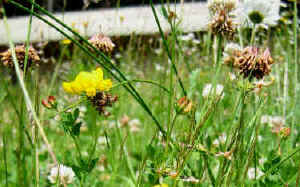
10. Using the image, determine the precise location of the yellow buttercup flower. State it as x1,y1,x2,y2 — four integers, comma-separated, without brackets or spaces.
63,68,112,97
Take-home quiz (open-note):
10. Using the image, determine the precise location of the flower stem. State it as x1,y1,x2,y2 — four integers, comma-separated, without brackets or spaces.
292,0,298,148
250,25,257,45
1,6,58,165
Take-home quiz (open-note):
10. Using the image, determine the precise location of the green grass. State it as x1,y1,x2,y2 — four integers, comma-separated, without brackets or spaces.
0,0,300,187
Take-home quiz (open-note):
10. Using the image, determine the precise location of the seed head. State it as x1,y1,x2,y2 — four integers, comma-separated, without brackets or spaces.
88,92,118,116
208,0,238,39
234,47,274,80
0,45,40,71
88,34,115,53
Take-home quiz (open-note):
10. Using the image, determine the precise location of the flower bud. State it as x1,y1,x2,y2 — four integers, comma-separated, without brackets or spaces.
176,96,193,114
280,127,291,139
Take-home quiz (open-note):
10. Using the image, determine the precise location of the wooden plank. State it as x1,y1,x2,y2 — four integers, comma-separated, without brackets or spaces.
0,2,208,44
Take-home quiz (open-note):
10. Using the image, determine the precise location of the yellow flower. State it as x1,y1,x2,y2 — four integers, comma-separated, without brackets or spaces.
153,184,168,187
62,82,75,94
61,39,71,45
62,68,112,97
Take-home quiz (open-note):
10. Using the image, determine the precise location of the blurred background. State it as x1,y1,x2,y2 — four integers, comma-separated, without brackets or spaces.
3,0,206,17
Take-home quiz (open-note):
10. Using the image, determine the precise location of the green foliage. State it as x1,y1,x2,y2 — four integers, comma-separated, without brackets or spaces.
60,108,82,137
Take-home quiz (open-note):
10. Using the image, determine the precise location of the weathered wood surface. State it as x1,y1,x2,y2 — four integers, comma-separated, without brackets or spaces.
0,2,208,44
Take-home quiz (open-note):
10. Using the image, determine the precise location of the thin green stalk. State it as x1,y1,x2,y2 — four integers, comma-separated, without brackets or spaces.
115,122,137,186
296,161,300,187
17,98,26,186
23,0,35,77
166,15,178,148
283,47,291,117
112,79,170,94
250,25,257,45
203,153,216,186
238,27,244,48
206,31,212,56
71,136,83,162
33,69,40,187
291,0,298,147
2,132,8,187
168,113,178,140
1,7,58,164
47,45,68,95
259,146,300,181
220,90,246,186
10,0,167,139
150,0,187,96
3,80,34,148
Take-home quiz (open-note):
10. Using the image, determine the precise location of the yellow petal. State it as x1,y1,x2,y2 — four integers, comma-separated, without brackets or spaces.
62,82,75,94
98,79,112,91
71,81,84,94
93,68,104,80
85,87,96,97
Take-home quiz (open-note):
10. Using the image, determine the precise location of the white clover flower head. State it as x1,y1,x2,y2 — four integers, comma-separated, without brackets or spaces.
130,125,141,133
48,164,75,184
129,119,141,127
236,0,280,28
269,116,285,127
213,139,221,146
247,167,264,180
128,119,141,133
202,84,224,99
179,33,195,42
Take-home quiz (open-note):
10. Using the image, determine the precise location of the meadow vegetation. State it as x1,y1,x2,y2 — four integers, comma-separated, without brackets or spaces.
0,0,299,186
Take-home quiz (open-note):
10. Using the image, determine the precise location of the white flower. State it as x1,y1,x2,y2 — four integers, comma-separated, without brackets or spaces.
257,135,263,142
260,115,270,124
192,39,200,45
98,136,108,145
259,158,267,165
228,72,237,81
202,84,224,99
247,167,264,179
154,48,163,55
269,116,285,127
236,0,280,28
128,119,141,133
179,33,194,42
155,63,164,71
129,119,141,127
48,164,75,184
223,43,241,58
181,176,200,183
213,133,227,146
115,53,122,59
